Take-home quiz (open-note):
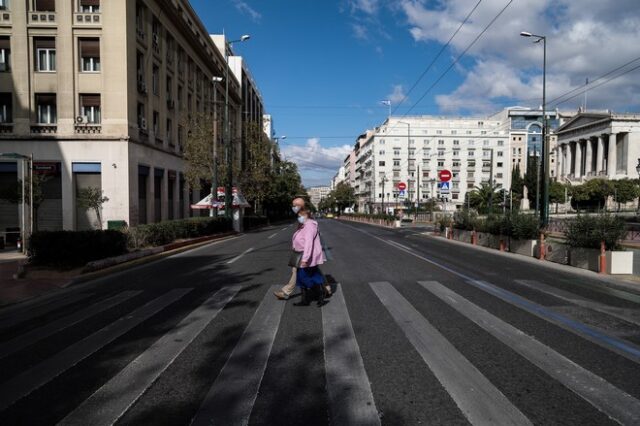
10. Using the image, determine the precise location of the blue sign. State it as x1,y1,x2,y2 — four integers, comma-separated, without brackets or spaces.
439,182,450,191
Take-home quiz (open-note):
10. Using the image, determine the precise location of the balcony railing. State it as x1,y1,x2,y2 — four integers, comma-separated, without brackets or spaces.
31,124,57,134
0,123,13,134
75,124,102,134
74,12,101,25
0,11,11,24
29,11,56,24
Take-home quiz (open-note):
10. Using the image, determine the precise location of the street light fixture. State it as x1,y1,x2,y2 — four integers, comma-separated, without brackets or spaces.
521,30,548,226
636,158,640,212
210,76,224,217
223,34,251,220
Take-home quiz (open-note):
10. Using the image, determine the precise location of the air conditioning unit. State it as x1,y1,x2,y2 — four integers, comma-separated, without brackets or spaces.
139,118,147,130
75,115,89,124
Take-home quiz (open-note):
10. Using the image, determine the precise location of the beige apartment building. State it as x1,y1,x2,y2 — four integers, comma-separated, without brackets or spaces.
0,0,244,233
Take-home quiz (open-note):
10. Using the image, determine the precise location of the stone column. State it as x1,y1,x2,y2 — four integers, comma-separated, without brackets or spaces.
585,138,593,176
555,146,562,178
596,135,604,175
567,142,573,177
608,133,617,178
575,140,583,178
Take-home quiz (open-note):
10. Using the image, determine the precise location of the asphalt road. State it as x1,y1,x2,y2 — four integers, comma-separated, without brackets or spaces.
1,219,640,425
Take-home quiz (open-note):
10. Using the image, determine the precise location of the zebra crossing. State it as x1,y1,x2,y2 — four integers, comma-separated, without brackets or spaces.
0,274,639,425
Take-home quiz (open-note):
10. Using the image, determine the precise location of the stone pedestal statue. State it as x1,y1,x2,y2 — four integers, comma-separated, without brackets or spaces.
520,185,530,210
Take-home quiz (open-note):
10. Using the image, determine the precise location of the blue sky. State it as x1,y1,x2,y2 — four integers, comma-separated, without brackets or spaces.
190,0,640,187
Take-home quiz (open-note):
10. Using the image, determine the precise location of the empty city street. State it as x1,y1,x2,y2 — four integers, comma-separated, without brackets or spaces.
2,219,640,425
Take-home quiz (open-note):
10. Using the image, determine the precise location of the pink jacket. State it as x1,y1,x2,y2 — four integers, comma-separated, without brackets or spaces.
292,219,324,267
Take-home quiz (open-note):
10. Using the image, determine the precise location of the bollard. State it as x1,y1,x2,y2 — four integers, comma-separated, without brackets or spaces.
499,239,506,252
472,230,477,245
599,240,607,274
538,233,545,260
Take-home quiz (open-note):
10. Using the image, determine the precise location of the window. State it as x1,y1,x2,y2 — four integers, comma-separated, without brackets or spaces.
497,162,503,168
80,94,100,123
453,140,460,145
166,118,173,144
177,86,183,109
438,139,444,145
378,150,385,155
438,150,445,157
393,150,400,156
468,150,475,157
137,102,146,129
451,130,457,135
166,36,174,65
497,151,504,157
436,130,442,134
409,149,415,157
483,140,490,146
379,139,385,144
79,38,100,72
152,65,159,95
152,17,161,50
409,139,415,145
166,76,173,101
497,140,504,146
35,38,56,72
79,0,100,13
0,37,10,72
36,94,56,124
136,3,145,36
481,131,487,135
452,161,460,167
378,161,385,166
187,93,192,113
0,93,12,123
483,151,491,158
34,0,55,11
393,160,400,166
0,0,7,11
468,140,474,146
153,110,159,135
496,173,503,178
437,161,444,167
466,130,472,135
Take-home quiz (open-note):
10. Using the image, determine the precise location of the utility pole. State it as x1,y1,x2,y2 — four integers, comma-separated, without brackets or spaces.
211,77,222,217
416,165,420,221
488,148,494,213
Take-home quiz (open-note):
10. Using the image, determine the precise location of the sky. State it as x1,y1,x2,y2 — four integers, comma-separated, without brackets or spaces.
190,0,640,187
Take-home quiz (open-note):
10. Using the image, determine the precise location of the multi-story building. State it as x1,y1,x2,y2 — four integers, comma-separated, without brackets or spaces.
307,185,330,209
331,166,345,190
555,111,640,183
355,116,510,212
0,0,248,232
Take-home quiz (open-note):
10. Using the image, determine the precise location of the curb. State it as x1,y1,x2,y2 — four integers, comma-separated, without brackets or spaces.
67,232,239,287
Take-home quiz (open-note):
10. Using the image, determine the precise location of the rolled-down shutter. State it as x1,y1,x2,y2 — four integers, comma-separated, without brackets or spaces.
81,94,100,107
35,38,55,49
79,39,100,57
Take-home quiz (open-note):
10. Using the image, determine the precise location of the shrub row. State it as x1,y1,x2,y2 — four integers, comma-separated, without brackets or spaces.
343,213,396,222
453,211,541,240
565,214,626,250
127,217,232,248
29,230,128,268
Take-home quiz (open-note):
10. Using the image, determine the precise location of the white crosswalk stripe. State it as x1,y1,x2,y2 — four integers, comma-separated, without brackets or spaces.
371,281,532,426
190,285,285,426
419,280,640,425
0,291,94,331
59,286,241,426
323,285,380,425
0,288,192,411
0,291,141,361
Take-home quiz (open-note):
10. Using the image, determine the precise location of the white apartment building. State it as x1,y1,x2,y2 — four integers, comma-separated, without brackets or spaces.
355,116,510,212
307,186,330,209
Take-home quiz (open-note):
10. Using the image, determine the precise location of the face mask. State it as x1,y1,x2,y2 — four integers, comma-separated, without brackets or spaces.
297,215,306,224
292,206,301,214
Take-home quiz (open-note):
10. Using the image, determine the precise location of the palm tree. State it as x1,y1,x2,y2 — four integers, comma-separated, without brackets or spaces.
466,182,501,214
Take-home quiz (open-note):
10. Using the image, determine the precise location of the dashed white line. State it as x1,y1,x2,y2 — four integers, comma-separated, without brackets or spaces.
227,247,254,264
267,233,278,239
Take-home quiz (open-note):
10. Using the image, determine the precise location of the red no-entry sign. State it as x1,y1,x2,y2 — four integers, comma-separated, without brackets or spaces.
397,182,407,191
439,169,452,182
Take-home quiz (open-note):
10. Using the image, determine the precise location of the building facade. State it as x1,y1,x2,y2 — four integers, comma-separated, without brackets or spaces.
354,116,510,212
0,0,251,233
555,112,640,182
307,186,330,209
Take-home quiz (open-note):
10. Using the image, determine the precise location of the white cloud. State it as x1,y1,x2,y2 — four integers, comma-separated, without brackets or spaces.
282,139,352,175
387,84,408,104
352,23,369,40
349,0,379,15
397,0,640,113
233,0,261,22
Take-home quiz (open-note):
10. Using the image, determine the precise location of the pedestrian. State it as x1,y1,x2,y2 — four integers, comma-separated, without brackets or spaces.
273,198,306,300
291,205,326,306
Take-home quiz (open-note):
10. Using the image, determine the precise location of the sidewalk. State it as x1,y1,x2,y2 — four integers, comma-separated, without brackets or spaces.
0,232,238,308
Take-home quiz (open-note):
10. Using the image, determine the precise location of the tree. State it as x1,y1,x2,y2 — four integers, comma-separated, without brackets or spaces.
524,155,539,207
0,173,51,231
182,112,215,191
331,182,356,213
548,180,567,213
239,122,274,215
265,160,305,217
76,187,110,229
612,178,640,210
570,178,614,211
467,183,501,214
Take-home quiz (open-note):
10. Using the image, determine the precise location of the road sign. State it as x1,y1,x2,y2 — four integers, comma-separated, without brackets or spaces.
397,182,407,191
439,181,450,194
399,190,406,197
439,169,452,182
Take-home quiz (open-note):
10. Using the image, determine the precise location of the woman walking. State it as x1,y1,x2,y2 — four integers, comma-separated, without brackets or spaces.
292,205,326,306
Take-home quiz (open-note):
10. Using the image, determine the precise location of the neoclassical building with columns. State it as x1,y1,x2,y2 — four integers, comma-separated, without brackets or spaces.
554,112,640,183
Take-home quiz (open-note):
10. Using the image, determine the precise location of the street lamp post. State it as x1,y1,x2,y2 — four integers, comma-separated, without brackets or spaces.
210,76,223,217
398,120,411,213
636,159,640,212
223,34,250,219
521,31,548,226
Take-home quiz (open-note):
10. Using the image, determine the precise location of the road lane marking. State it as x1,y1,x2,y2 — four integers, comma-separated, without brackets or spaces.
323,286,380,425
0,292,94,331
515,279,640,327
419,280,640,425
0,288,192,411
59,286,241,426
466,279,640,364
190,286,285,426
281,227,289,231
0,291,141,360
371,281,531,426
342,224,640,364
226,247,254,264
267,233,278,239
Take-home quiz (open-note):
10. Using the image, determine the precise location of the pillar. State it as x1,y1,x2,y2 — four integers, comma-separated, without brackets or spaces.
608,133,617,178
566,142,573,177
575,140,583,178
585,138,593,176
555,146,562,178
596,135,604,175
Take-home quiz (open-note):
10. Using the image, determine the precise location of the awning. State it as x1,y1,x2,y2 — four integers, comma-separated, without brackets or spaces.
190,191,251,210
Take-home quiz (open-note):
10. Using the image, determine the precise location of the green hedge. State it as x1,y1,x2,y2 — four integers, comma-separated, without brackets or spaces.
565,214,626,250
127,217,232,248
344,213,396,221
453,212,540,239
29,230,128,268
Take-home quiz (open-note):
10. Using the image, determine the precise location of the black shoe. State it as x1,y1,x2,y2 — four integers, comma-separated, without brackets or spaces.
316,285,326,307
293,288,310,306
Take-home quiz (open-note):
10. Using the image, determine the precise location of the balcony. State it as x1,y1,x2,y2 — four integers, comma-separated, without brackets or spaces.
74,12,100,25
0,123,13,134
75,123,101,134
28,11,56,25
31,124,57,134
